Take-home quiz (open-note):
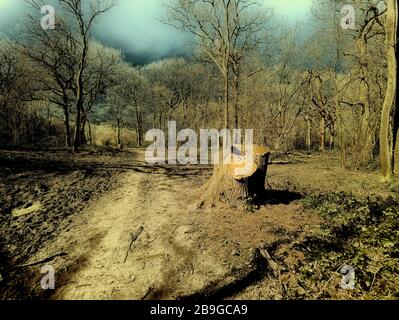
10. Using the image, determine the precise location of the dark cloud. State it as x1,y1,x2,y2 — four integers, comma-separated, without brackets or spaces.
0,0,188,64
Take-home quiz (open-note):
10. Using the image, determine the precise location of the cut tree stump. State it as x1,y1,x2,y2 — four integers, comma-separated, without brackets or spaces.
198,145,271,208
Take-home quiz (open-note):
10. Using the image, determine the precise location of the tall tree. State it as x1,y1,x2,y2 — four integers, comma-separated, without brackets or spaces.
165,0,268,129
22,12,78,147
24,0,116,150
379,0,397,178
60,0,116,152
393,7,399,177
106,64,149,147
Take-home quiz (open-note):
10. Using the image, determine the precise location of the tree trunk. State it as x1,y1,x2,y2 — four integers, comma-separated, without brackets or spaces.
334,6,345,168
394,11,399,177
73,62,86,153
198,145,270,208
379,0,397,179
354,35,374,168
63,106,71,147
73,101,81,152
136,127,142,147
117,120,121,148
232,60,240,129
393,93,399,175
394,122,399,176
319,117,325,151
79,110,87,146
329,125,335,150
87,120,92,146
135,107,144,147
335,77,346,168
306,115,311,150
73,4,89,153
224,66,230,129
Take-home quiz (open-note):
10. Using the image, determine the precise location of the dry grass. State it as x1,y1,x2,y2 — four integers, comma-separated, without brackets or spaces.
92,124,136,148
267,151,399,199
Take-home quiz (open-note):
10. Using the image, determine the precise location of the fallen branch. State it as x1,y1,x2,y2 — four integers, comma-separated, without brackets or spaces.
141,287,154,300
124,226,144,263
17,252,67,269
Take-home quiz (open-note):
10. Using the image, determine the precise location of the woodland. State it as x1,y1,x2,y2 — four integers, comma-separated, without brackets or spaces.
0,0,398,300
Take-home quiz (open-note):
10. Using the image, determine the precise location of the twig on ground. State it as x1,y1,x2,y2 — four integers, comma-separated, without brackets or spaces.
369,267,381,293
146,235,158,244
124,226,144,263
17,252,67,269
315,263,347,299
141,287,154,300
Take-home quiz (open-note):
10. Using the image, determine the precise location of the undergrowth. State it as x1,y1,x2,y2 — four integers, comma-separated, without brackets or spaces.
297,192,399,299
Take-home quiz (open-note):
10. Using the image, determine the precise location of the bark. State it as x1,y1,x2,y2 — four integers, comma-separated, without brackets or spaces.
379,0,397,178
394,12,399,177
354,34,374,168
319,117,325,151
306,116,311,150
232,60,240,129
79,110,87,146
87,120,92,146
73,53,87,152
117,119,122,149
334,19,345,168
338,112,346,168
135,106,144,147
73,99,82,152
224,66,230,129
394,109,399,175
329,125,335,150
136,127,144,147
63,106,71,147
198,145,270,208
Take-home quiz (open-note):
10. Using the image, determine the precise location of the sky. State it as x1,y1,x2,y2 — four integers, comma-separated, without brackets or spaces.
0,0,313,64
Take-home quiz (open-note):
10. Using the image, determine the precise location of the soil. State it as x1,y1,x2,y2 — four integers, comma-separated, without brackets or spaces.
0,148,396,300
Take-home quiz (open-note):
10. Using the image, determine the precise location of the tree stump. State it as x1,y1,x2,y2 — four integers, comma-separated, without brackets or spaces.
198,145,271,208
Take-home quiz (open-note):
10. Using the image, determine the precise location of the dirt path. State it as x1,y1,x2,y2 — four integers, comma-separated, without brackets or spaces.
46,168,224,300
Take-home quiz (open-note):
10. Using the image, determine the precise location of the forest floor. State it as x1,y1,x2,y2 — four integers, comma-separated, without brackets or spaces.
0,148,398,300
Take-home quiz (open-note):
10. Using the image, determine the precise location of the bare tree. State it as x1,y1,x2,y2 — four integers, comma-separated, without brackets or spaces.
0,40,26,145
106,64,149,147
21,12,78,147
165,0,269,129
79,42,123,145
24,0,116,150
146,58,196,132
62,0,116,152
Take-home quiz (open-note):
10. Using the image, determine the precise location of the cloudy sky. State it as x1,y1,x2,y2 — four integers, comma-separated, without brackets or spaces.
0,0,313,64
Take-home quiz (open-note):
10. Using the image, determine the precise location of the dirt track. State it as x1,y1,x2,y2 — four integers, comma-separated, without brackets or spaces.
49,170,228,299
